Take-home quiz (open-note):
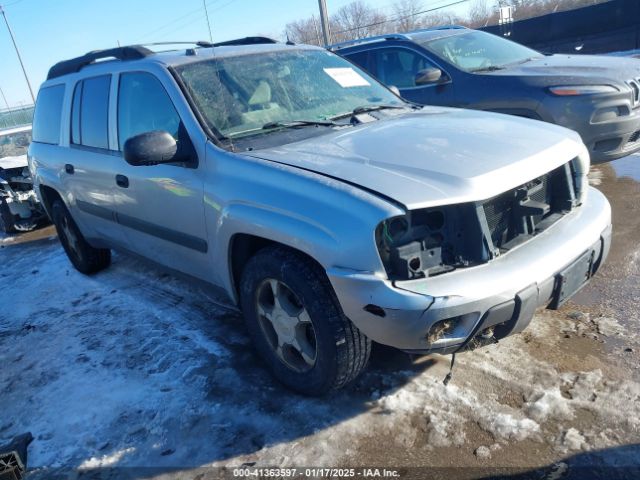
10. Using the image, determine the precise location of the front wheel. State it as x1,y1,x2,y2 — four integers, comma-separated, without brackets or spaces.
51,199,111,274
240,245,371,395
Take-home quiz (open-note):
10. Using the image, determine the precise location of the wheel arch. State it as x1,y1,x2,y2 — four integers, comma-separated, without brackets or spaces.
38,184,64,220
227,232,329,306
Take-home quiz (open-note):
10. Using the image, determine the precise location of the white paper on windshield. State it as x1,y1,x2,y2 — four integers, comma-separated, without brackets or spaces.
323,68,370,87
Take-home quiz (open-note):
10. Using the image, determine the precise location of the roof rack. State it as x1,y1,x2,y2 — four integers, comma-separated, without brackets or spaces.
328,25,468,51
426,25,469,31
47,46,153,80
212,36,278,47
46,37,280,80
329,33,410,51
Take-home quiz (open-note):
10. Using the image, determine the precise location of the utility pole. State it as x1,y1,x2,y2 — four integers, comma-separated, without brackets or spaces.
0,4,35,103
317,0,331,46
203,0,213,43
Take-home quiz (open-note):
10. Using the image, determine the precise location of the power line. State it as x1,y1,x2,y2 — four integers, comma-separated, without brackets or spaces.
157,0,239,40
333,0,471,35
0,4,34,103
1,0,25,7
137,0,234,43
137,5,208,41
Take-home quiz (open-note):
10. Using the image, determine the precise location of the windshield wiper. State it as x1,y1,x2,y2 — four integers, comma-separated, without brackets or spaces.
262,120,338,130
470,65,505,73
329,104,406,120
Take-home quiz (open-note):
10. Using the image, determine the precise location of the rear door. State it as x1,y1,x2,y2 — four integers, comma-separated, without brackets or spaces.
111,71,209,280
62,74,126,246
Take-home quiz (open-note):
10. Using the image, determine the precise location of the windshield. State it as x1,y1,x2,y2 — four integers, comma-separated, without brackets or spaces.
176,48,403,139
0,129,32,159
420,30,543,72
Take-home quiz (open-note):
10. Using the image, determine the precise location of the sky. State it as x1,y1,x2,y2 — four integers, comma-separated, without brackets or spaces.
0,0,472,108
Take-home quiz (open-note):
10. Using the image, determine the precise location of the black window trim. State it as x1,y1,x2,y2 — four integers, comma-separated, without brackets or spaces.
357,44,453,91
116,69,199,168
70,73,114,152
167,66,228,150
32,83,66,146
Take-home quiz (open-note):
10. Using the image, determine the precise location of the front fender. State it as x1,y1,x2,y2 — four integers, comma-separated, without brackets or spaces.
213,202,341,301
203,150,405,303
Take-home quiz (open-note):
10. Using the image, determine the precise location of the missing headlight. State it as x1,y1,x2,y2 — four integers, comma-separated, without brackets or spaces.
376,205,488,281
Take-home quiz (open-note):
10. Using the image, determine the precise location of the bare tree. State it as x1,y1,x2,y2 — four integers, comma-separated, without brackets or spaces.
392,0,424,32
331,1,388,42
285,15,323,46
468,0,494,27
423,11,465,28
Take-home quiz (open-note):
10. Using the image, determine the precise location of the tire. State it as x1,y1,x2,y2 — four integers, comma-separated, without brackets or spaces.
240,245,371,395
51,199,111,274
0,198,16,234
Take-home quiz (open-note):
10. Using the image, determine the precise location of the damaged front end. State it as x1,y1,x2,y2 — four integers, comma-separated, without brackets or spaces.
339,157,610,355
0,126,46,234
375,161,581,282
0,164,45,233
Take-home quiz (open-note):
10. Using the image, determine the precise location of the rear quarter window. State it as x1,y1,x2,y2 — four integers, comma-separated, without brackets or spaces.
32,84,65,145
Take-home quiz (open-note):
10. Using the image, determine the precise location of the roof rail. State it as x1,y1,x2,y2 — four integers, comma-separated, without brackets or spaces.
47,46,153,80
213,36,278,47
328,25,469,51
427,24,468,31
328,33,410,51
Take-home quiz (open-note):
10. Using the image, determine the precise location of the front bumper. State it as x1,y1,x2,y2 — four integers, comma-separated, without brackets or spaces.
327,187,612,353
542,95,640,163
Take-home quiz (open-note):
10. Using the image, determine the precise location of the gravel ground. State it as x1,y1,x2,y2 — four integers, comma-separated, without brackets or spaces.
0,156,639,480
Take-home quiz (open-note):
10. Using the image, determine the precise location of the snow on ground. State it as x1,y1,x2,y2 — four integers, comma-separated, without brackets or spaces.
1,235,639,479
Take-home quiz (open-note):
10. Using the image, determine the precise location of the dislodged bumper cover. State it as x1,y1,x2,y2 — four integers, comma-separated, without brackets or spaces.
327,187,612,351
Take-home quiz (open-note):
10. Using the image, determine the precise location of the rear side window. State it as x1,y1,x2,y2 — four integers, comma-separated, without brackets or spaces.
71,75,111,149
32,85,65,144
117,72,181,150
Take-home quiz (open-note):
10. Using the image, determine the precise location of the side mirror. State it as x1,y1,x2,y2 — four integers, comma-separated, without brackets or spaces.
123,131,184,167
415,67,443,86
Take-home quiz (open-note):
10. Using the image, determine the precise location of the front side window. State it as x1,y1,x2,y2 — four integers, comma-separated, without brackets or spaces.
372,48,436,88
71,75,111,149
32,84,65,145
117,72,181,150
420,30,542,72
344,50,370,71
175,49,402,139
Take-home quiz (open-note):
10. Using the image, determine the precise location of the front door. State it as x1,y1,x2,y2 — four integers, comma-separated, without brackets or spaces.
112,71,209,280
370,47,455,106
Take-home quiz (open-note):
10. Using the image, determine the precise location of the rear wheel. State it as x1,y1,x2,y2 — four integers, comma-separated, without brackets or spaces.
0,198,17,234
240,245,371,395
51,199,111,274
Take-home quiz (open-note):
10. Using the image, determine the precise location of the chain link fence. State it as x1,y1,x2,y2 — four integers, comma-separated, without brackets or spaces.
0,105,33,130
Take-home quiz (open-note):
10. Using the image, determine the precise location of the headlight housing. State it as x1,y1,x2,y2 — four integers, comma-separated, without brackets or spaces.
376,206,488,281
548,85,618,96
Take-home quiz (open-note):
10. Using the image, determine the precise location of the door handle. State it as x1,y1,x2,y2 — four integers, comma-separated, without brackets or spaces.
64,164,74,174
115,174,129,188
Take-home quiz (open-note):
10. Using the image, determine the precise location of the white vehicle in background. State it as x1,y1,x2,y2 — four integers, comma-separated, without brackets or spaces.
0,125,45,233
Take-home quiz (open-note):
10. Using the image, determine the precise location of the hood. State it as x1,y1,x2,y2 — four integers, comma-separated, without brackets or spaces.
245,108,585,210
492,54,640,82
0,154,28,170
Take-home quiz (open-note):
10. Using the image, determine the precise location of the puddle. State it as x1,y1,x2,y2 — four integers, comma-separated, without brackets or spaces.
610,153,640,182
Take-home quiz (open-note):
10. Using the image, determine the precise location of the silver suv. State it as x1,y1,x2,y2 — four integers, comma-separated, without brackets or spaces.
29,38,612,395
